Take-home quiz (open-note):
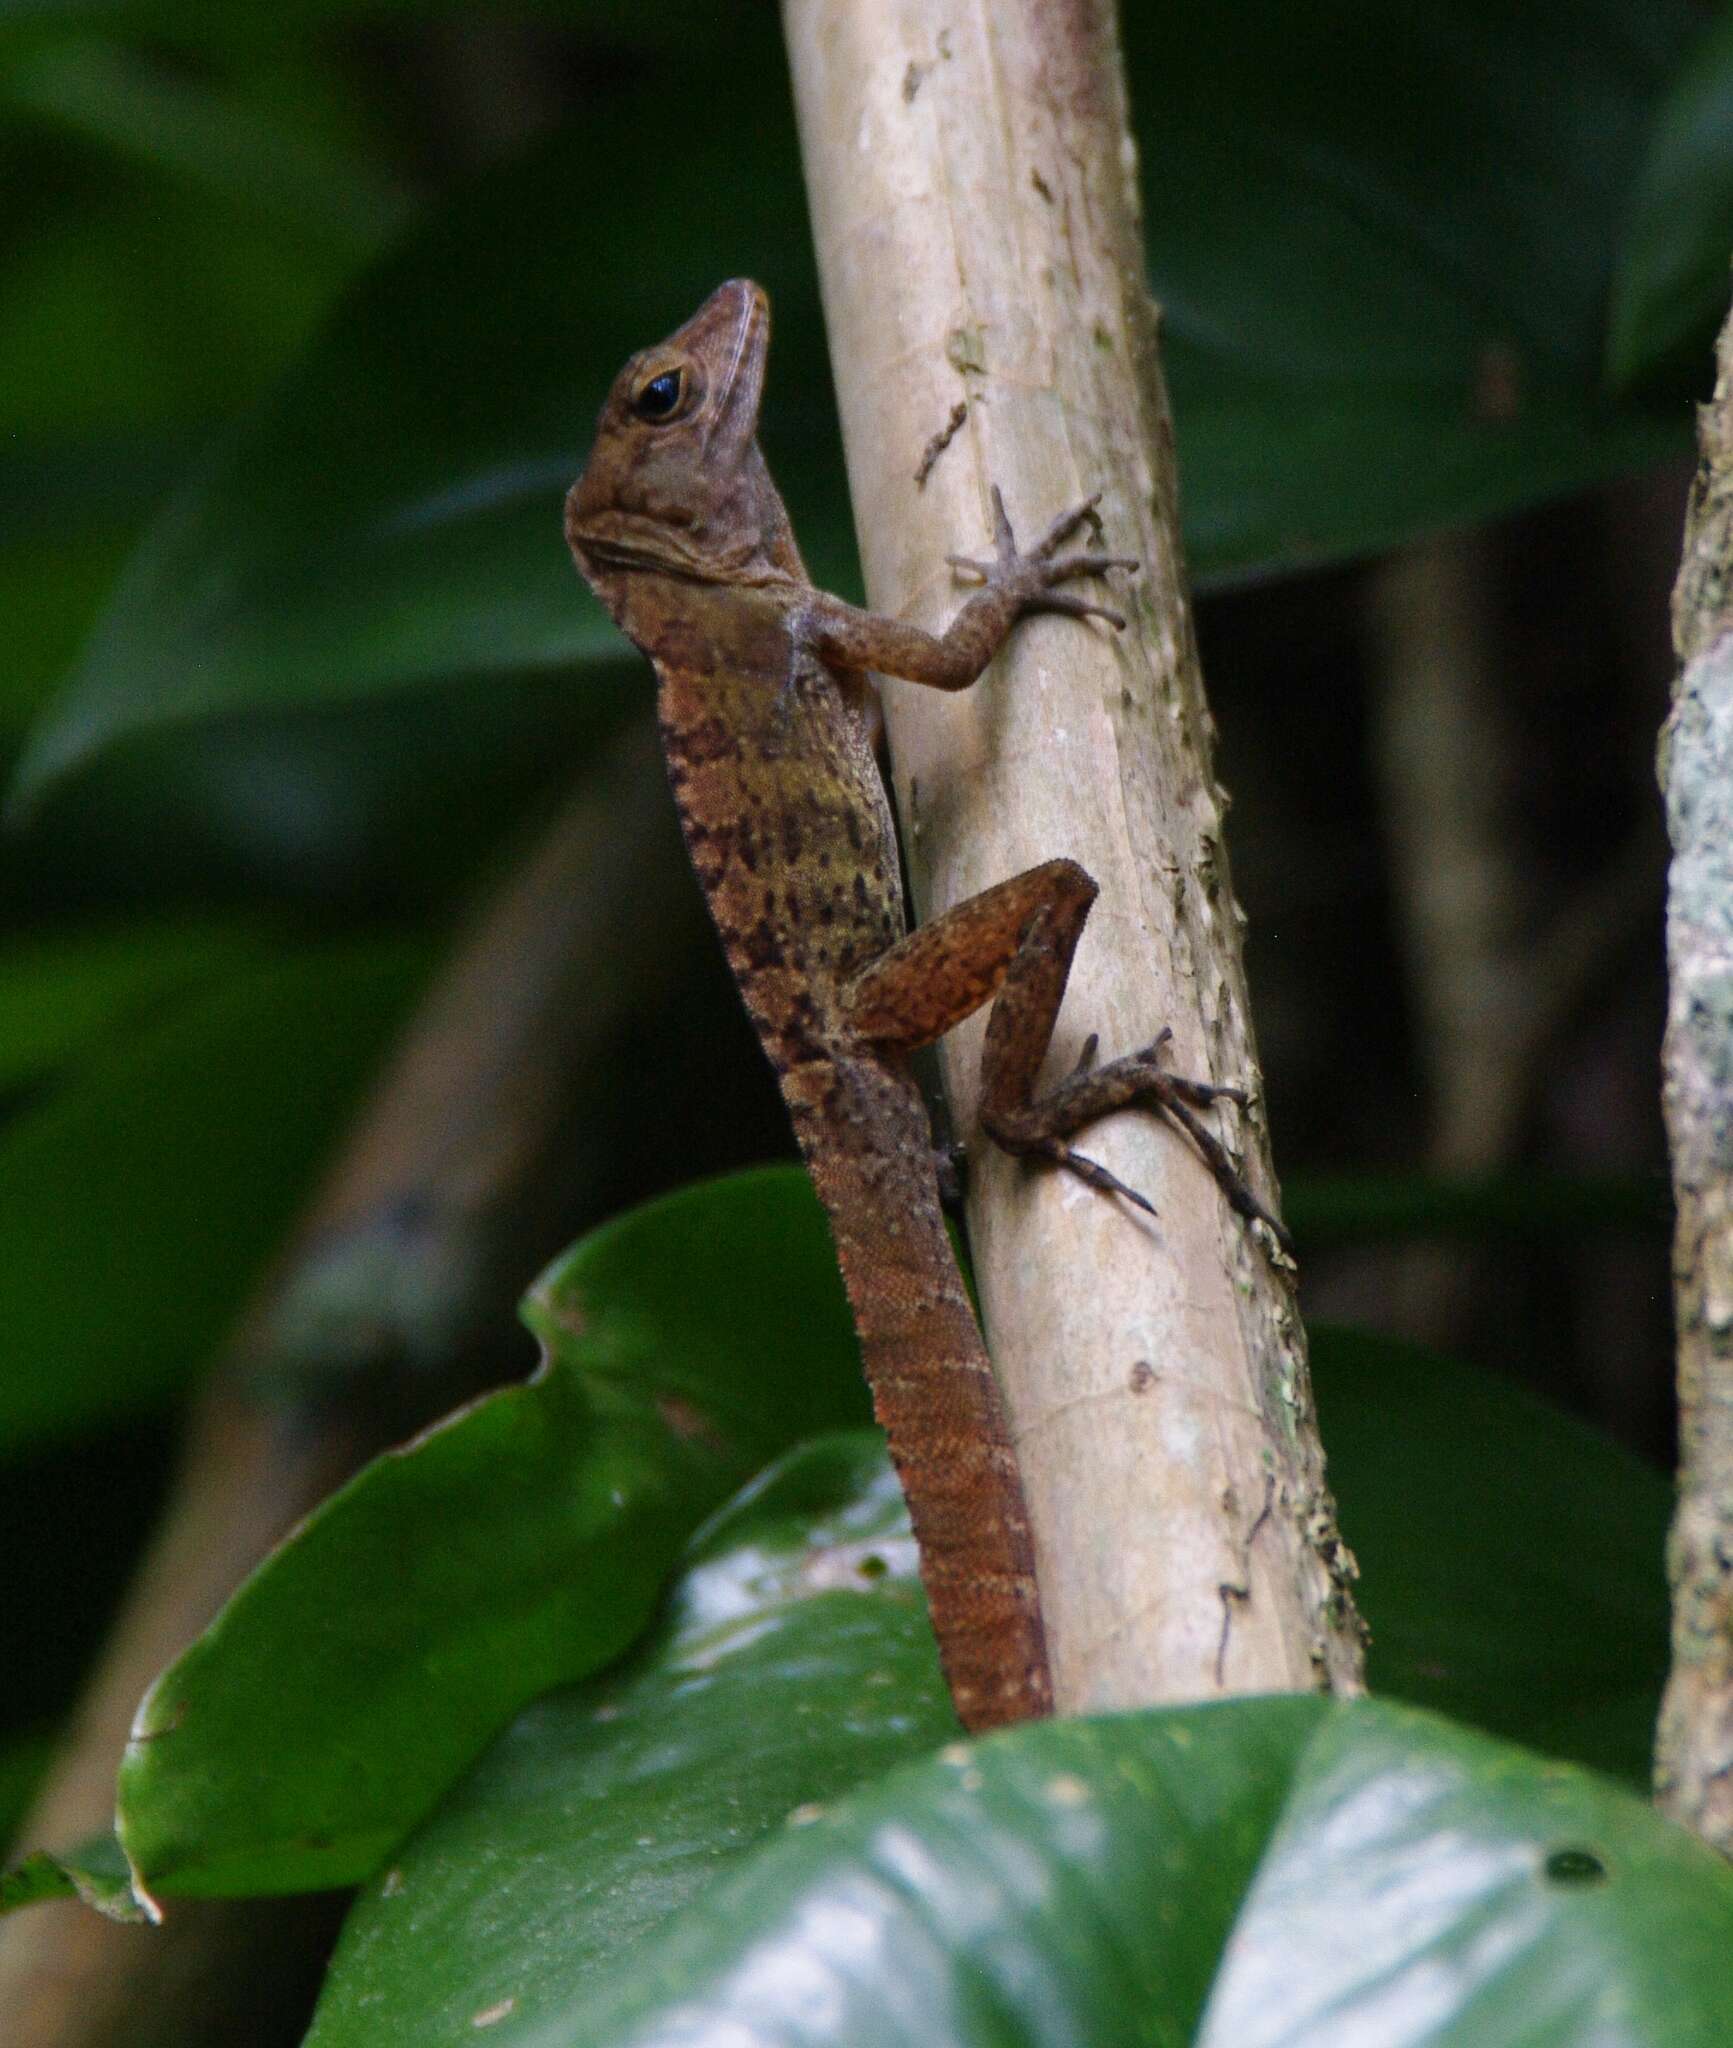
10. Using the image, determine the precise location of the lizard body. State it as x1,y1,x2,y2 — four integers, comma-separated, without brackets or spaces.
566,280,1283,1730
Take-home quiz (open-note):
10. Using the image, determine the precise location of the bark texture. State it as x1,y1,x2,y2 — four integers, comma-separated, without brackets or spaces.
1657,303,1733,1854
781,0,1364,1709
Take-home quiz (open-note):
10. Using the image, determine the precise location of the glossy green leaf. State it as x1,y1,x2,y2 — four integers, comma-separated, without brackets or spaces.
293,1292,1674,2037
16,4,1701,802
114,1170,870,1907
1129,0,1695,580
83,1170,1670,1925
1608,5,1733,391
305,1432,956,2046
0,937,427,1452
493,1698,1733,2048
309,1343,1666,2028
0,1832,140,1921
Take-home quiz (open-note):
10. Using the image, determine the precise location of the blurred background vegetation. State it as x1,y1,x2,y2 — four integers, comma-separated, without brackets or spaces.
3,0,1730,1903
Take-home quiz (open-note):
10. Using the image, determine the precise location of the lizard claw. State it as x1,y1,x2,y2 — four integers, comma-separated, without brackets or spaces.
990,483,1017,559
1037,1137,1157,1216
1027,591,1126,630
1034,492,1105,558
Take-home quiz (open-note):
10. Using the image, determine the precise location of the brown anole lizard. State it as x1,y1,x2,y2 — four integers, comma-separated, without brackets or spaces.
566,279,1287,1731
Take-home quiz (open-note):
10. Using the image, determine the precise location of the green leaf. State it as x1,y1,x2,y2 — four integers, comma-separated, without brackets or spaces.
1313,1325,1669,1784
0,35,406,251
302,1306,1672,2038
299,1304,1671,2036
0,165,363,440
1607,5,1733,391
0,918,269,1094
0,1729,52,1851
0,937,427,1452
114,1170,870,1907
1128,0,1696,581
495,1699,1733,2048
0,1833,141,1922
94,1171,1668,1924
17,4,1700,802
1286,1169,1670,1247
305,1431,956,2045
9,31,847,807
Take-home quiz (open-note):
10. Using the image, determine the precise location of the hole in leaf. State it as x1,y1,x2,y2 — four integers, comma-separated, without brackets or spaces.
1543,1846,1608,1887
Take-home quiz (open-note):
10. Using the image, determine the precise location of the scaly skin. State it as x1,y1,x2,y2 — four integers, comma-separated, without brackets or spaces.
566,279,1285,1730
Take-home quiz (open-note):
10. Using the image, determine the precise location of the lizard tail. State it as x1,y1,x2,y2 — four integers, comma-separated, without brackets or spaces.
800,1083,1053,1732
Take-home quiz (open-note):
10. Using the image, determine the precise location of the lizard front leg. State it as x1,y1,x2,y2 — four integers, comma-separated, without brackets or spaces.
802,488,1135,689
844,859,1293,1254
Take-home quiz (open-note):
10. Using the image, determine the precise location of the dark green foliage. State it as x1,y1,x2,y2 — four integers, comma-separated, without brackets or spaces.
0,6,1706,2039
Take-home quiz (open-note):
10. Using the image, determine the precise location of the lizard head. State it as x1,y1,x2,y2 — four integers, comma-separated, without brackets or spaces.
565,278,802,600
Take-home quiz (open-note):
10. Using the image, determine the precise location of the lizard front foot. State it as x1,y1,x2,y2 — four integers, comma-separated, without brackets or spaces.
947,486,1137,629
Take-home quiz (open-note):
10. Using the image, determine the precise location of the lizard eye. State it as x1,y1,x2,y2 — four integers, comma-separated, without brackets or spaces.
632,369,685,422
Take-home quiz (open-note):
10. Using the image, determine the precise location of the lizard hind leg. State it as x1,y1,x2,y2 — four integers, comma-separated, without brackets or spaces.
844,855,1291,1254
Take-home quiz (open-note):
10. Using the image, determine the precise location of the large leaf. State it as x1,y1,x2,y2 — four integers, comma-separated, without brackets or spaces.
0,33,404,253
303,1351,1669,2047
496,1697,1733,2048
0,917,270,1092
8,27,845,807
305,1431,956,2047
22,1167,1666,1922
0,937,427,1452
14,4,1698,801
1131,0,1695,578
1313,1325,1667,1784
1607,4,1733,392
110,1170,870,1908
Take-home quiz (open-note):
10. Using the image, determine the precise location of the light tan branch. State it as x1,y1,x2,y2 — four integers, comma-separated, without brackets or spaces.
782,0,1363,1709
